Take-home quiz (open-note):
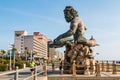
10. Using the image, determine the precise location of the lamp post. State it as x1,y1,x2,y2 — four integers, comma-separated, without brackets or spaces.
9,50,12,70
30,50,32,61
9,43,12,70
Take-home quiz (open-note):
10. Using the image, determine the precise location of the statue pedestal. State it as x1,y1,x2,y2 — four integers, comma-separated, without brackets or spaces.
63,42,95,75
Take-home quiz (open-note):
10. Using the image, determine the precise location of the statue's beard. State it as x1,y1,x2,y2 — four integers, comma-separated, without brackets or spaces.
65,16,73,23
65,18,73,23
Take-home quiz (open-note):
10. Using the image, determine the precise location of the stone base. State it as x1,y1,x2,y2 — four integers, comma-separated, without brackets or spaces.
76,67,85,74
63,65,85,74
63,42,96,75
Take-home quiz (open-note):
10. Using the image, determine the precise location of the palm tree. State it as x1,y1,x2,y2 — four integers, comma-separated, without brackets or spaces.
25,47,29,61
12,47,17,69
1,50,6,58
33,51,37,57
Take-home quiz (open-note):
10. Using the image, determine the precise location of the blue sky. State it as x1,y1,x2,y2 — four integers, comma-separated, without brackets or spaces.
0,0,120,60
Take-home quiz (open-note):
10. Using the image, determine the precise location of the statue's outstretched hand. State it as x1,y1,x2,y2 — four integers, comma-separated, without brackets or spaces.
53,39,57,43
54,35,61,42
53,38,59,44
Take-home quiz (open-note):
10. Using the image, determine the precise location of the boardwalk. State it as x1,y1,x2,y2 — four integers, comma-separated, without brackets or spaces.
47,71,120,80
37,68,60,80
0,61,120,80
1,68,120,80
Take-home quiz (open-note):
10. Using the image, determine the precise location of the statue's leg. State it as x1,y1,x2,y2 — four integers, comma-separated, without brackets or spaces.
49,38,73,48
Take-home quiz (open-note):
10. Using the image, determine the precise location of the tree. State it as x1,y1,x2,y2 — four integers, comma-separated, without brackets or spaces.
25,47,29,61
33,51,37,57
1,50,6,58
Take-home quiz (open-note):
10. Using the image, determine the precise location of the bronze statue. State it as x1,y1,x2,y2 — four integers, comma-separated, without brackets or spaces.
49,6,87,48
49,6,99,75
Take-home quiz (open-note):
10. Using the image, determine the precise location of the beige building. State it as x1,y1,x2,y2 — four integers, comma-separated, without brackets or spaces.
48,47,55,60
14,31,48,59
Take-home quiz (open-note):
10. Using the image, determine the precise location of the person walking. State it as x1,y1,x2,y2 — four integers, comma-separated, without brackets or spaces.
59,58,62,71
29,59,35,75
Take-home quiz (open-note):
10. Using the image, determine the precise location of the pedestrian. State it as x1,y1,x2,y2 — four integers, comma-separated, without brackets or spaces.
52,61,55,71
59,58,62,71
29,59,35,75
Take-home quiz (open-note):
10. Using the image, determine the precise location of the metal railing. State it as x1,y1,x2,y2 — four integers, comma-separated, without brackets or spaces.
99,60,120,74
0,66,43,80
51,60,120,76
48,60,120,80
1,60,120,80
0,61,49,80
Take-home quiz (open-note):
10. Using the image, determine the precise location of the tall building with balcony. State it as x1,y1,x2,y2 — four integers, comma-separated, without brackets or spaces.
14,31,48,59
14,30,28,54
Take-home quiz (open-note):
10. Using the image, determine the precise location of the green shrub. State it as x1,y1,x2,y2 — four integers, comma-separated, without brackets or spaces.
3,59,9,64
25,61,30,67
3,57,10,60
15,62,23,69
0,58,9,64
0,64,8,71
20,56,26,60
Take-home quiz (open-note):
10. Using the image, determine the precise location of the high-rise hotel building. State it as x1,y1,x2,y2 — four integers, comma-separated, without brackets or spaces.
14,30,48,59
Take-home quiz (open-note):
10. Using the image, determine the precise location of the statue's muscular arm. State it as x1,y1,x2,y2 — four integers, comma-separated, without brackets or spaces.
55,21,78,41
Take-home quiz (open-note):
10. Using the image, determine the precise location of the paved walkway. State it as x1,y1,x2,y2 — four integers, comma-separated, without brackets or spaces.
37,68,120,80
37,68,60,80
1,69,120,80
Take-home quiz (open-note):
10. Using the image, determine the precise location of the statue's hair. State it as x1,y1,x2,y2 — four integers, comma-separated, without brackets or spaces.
64,6,78,17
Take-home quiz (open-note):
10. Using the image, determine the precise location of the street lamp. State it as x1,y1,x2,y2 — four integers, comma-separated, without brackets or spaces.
9,50,12,70
30,50,33,61
9,43,13,70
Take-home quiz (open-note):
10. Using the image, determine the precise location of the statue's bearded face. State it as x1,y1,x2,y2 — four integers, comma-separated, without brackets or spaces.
64,6,78,23
64,11,73,23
